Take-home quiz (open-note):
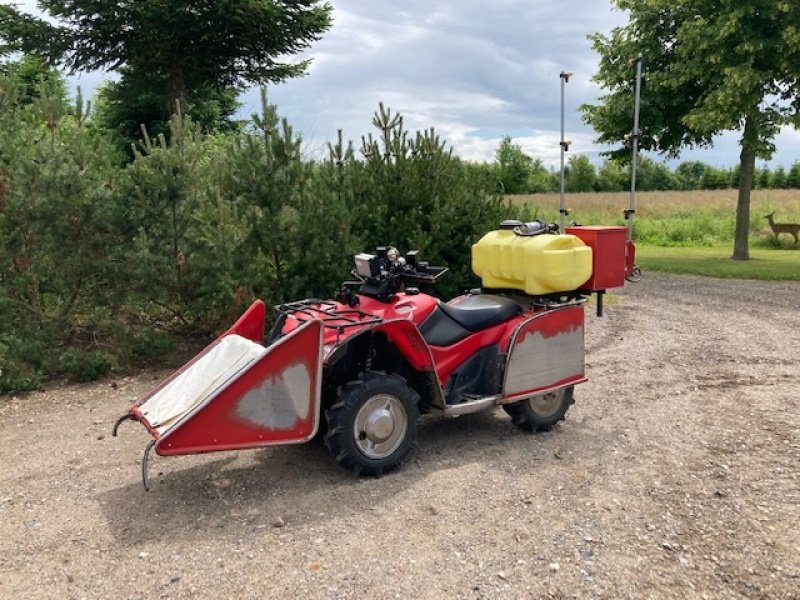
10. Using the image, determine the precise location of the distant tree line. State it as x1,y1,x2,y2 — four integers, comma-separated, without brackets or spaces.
478,136,800,195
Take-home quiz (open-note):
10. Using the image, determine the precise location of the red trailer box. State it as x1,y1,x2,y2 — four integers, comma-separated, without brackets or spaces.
565,226,627,291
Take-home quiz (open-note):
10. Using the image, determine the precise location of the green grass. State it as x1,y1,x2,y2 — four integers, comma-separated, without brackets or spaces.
510,189,800,247
506,189,800,281
636,244,800,280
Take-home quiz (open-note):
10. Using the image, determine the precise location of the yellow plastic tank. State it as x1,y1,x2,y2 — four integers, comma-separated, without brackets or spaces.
472,228,593,295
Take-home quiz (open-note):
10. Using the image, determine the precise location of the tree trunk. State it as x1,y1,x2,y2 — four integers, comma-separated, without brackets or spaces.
168,63,186,117
732,117,756,261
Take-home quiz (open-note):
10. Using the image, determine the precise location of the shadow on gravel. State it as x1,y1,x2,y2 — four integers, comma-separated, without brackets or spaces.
98,409,566,546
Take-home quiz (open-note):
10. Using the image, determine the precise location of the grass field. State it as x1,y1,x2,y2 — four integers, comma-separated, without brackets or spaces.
636,245,799,280
509,189,800,280
509,189,800,247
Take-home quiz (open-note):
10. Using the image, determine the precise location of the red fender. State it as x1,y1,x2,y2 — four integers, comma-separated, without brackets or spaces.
371,319,446,410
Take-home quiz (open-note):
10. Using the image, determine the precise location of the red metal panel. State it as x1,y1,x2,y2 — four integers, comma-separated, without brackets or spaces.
154,319,323,456
566,226,627,290
502,305,586,400
225,299,266,341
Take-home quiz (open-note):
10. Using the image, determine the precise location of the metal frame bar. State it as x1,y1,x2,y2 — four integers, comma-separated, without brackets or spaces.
559,71,573,231
628,57,643,243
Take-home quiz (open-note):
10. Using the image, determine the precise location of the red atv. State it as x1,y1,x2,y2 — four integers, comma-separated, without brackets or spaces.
115,221,629,489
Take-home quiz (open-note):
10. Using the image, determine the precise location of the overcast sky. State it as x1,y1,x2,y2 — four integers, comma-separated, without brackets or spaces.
16,0,800,168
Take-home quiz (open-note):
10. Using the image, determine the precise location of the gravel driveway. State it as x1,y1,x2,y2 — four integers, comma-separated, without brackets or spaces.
1,273,798,599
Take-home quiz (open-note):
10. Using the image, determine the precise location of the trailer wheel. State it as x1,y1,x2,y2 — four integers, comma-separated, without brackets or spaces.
626,266,642,283
503,386,574,433
324,372,420,476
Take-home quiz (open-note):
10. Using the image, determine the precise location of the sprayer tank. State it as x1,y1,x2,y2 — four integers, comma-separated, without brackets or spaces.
471,229,592,296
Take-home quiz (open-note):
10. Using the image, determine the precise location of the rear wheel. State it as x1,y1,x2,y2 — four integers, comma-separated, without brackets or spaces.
503,386,574,433
324,372,420,476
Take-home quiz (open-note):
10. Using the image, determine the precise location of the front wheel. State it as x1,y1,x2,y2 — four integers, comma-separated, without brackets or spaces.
324,372,420,476
503,386,575,433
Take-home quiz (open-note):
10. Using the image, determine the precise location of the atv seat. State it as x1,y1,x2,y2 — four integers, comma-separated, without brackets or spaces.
439,294,522,331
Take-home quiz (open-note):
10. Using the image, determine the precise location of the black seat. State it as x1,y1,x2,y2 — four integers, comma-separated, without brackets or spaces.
438,294,522,331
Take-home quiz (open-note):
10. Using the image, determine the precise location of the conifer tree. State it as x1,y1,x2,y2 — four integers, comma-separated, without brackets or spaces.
787,162,800,189
1,1,332,117
771,166,788,189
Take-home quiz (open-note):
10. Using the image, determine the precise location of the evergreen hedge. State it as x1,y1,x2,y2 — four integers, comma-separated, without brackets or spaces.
0,79,513,393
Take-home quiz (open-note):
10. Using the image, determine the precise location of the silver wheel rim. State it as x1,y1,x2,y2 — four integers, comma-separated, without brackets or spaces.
353,393,408,459
528,389,565,418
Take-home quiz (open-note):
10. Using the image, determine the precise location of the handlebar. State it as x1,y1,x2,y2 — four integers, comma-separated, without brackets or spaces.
349,247,448,301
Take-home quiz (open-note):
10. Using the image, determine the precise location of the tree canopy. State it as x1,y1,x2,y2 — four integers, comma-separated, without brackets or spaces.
495,136,534,194
582,0,800,259
0,0,332,115
92,66,240,156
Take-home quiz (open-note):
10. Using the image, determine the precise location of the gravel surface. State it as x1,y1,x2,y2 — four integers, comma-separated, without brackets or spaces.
1,273,799,599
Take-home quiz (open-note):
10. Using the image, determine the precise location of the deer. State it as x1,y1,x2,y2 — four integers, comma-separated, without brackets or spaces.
764,211,800,245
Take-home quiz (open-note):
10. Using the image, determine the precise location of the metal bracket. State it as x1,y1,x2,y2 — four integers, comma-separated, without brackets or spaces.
112,413,134,437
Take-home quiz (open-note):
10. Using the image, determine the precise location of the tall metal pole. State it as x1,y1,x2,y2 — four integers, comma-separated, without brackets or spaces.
628,57,643,242
559,71,572,231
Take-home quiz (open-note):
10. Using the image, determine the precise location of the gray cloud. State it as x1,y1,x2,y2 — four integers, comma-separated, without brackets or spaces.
14,0,800,168
257,0,626,165
253,0,800,168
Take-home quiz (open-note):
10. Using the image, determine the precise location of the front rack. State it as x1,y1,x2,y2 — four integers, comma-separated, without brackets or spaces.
274,299,383,342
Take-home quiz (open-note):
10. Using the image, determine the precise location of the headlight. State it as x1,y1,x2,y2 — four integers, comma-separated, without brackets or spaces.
354,253,380,278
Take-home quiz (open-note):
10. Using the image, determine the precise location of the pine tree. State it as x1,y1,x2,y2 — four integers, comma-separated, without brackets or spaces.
771,166,788,189
756,166,771,189
1,1,332,117
787,162,800,188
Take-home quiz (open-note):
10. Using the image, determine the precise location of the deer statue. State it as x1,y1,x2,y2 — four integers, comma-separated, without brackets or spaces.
764,212,800,245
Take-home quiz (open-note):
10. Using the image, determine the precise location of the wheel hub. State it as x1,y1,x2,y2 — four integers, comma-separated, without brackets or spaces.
529,389,564,417
354,393,408,459
364,408,394,443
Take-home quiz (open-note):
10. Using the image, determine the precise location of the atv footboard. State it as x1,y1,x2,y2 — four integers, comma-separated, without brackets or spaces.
115,301,323,490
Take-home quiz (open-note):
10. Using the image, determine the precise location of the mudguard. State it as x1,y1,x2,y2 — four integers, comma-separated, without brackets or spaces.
372,319,446,409
500,305,587,403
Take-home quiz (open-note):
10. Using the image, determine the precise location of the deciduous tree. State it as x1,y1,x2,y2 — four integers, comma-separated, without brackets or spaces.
495,136,533,194
565,154,596,193
582,0,800,259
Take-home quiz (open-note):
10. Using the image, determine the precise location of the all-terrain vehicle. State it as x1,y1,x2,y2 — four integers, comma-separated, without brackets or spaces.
114,220,632,489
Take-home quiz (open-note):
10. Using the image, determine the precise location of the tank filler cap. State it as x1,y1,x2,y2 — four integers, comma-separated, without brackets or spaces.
499,220,523,230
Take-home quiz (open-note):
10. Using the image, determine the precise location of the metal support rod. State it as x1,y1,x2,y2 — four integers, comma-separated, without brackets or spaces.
142,439,156,492
559,71,572,231
628,57,643,243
